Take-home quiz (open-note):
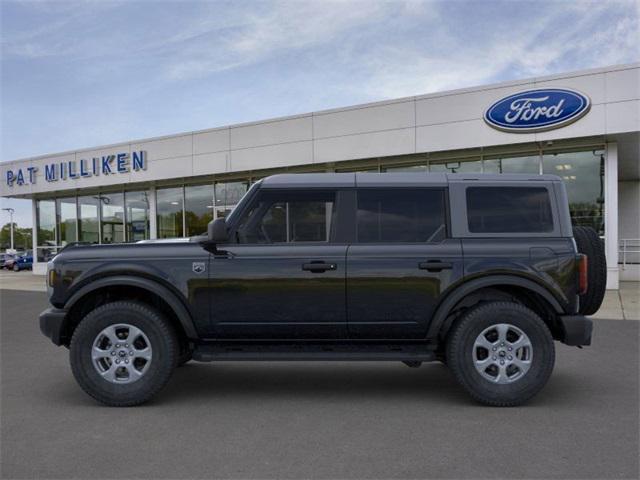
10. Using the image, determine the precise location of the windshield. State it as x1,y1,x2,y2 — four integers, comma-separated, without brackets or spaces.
188,180,262,238
224,180,262,226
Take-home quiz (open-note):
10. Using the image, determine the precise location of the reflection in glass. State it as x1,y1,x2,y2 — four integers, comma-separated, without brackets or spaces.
36,246,60,263
100,193,124,243
214,181,248,219
336,166,380,173
384,165,428,173
429,159,482,173
36,200,56,247
357,189,446,242
157,187,184,238
483,155,540,174
260,202,288,243
56,197,77,246
226,181,260,225
78,196,100,243
466,187,553,233
543,151,604,234
125,191,150,242
185,184,214,236
237,191,334,244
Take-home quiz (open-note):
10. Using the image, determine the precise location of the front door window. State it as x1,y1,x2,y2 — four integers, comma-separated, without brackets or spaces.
235,190,335,244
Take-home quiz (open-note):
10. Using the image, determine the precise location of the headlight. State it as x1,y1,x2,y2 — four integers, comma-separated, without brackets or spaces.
47,261,57,287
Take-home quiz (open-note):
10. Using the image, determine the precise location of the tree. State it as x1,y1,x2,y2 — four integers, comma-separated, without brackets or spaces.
0,223,32,251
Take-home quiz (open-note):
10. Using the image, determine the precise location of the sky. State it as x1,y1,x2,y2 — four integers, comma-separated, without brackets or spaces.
1,0,639,228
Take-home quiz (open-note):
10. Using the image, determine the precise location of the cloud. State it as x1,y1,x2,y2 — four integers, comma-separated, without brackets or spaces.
351,0,640,99
1,1,409,82
1,0,638,160
163,1,404,80
1,1,124,58
3,0,637,92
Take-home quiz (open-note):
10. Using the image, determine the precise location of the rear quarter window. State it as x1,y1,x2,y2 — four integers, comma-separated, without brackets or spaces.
466,186,554,233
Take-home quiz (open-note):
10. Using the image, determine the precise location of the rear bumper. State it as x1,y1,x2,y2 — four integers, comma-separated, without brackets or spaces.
39,307,68,346
558,315,593,346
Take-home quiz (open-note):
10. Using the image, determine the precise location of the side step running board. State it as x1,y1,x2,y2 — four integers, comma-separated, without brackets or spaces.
192,343,436,362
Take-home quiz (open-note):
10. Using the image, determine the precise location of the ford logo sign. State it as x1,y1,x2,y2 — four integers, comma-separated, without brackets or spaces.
484,88,591,133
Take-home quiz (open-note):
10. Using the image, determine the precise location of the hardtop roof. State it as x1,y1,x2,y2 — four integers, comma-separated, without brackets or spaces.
260,172,561,188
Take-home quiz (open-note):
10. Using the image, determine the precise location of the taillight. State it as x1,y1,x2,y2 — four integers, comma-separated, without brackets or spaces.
578,254,588,295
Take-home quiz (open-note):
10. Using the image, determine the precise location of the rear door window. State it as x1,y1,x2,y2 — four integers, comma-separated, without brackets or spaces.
466,187,553,233
356,189,446,243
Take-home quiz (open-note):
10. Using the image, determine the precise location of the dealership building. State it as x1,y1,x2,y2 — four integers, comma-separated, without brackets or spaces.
1,63,638,287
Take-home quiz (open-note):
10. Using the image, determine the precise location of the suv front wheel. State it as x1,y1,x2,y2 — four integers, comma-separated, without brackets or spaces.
70,301,178,407
446,301,555,407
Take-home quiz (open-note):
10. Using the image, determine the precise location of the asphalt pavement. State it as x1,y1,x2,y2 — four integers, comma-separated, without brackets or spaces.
1,289,638,479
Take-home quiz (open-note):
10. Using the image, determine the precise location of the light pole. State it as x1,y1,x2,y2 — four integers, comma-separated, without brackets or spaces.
2,207,15,251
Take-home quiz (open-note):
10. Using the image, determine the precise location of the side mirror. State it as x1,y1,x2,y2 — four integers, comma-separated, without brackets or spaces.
208,218,229,243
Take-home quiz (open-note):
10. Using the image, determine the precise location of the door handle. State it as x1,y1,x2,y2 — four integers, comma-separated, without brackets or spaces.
302,262,337,273
418,261,453,272
212,251,235,259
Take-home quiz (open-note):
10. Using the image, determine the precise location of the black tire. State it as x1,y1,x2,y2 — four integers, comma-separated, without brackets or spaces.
13,264,19,272
573,226,607,315
177,347,193,367
446,302,555,407
70,301,178,407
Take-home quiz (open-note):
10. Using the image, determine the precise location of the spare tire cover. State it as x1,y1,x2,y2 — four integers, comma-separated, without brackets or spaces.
573,226,607,315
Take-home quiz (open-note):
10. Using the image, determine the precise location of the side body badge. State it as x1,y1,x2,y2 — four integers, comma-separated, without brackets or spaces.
192,262,206,274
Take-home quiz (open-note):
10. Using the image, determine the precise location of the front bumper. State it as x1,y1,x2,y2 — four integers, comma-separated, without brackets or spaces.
39,307,68,346
558,315,593,346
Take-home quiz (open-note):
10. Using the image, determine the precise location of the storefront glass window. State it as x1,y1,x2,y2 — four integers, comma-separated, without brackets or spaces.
100,193,124,243
36,199,56,248
78,196,100,244
157,187,184,238
214,181,248,219
35,199,56,262
56,197,77,246
336,166,380,173
384,165,428,173
543,151,604,234
483,155,540,174
125,191,150,242
429,159,482,173
185,184,214,236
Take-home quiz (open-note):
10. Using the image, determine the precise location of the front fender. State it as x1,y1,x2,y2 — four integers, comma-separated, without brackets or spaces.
64,275,198,339
55,260,177,303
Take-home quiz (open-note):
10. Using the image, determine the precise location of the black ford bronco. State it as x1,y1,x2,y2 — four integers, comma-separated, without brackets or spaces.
40,173,606,407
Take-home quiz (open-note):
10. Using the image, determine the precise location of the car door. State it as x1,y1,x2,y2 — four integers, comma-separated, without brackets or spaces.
207,188,348,339
346,187,463,339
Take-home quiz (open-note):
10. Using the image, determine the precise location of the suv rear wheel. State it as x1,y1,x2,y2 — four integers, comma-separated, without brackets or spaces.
70,301,178,407
446,301,555,407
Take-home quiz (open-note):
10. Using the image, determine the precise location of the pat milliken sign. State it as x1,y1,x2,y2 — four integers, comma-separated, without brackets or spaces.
484,88,591,133
5,151,147,187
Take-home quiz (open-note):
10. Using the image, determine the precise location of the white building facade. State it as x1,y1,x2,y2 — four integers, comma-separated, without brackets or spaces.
1,63,639,287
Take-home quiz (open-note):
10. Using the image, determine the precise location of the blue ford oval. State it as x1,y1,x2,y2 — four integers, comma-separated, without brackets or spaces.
484,88,591,132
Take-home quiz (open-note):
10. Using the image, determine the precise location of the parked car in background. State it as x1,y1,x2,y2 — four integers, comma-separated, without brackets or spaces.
3,253,19,270
0,253,16,269
12,251,33,271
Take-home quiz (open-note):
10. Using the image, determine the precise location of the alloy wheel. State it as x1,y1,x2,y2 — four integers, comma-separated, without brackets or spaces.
472,323,533,384
91,324,153,384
